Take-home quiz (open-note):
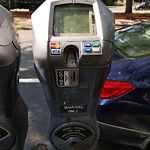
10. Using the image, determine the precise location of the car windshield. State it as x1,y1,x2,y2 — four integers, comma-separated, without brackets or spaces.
115,22,150,58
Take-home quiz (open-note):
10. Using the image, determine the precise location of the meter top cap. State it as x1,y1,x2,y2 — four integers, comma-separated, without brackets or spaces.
32,0,115,68
48,0,114,42
0,5,20,67
0,5,16,46
32,0,114,42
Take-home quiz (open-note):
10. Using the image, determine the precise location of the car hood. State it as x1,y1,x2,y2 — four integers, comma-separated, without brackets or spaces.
107,57,150,87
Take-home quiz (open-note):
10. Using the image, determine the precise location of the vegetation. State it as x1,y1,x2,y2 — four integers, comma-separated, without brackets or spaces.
102,0,125,6
0,0,16,10
114,0,125,6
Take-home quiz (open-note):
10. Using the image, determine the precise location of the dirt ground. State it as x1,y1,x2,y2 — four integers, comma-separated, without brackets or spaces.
115,18,150,29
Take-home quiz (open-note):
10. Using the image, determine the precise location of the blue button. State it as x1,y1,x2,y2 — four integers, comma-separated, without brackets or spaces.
84,48,92,53
84,43,92,47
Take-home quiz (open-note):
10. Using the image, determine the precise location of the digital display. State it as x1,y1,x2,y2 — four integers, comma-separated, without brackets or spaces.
53,4,96,36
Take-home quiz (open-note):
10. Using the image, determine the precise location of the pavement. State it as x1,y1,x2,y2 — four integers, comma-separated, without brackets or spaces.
18,30,51,150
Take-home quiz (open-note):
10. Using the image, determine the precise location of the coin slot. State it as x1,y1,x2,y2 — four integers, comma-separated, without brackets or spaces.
72,71,76,82
71,70,79,85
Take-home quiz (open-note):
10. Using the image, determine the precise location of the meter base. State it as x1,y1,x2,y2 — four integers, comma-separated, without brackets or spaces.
48,117,100,150
0,94,28,150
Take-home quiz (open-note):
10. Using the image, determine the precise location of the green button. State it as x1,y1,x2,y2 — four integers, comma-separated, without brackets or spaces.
92,42,101,47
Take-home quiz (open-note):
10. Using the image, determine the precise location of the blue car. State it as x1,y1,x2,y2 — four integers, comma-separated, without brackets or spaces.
97,21,150,149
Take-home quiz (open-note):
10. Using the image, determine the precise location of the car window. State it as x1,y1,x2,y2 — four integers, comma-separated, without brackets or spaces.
115,22,150,58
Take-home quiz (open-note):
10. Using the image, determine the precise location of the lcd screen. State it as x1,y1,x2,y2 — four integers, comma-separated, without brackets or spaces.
53,4,96,36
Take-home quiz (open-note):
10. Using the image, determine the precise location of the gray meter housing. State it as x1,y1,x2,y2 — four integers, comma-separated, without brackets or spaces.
0,5,28,150
32,0,114,150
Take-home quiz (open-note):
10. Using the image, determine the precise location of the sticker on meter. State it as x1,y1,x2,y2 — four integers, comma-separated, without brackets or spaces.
55,69,79,87
50,42,61,55
51,49,61,55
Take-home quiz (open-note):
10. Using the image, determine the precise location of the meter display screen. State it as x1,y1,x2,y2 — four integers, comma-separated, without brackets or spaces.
53,4,96,36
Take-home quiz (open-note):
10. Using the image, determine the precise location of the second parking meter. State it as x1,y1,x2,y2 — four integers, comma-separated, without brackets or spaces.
32,0,114,149
0,5,28,150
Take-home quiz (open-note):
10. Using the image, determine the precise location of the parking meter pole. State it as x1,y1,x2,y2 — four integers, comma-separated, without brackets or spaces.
32,0,115,149
0,6,28,150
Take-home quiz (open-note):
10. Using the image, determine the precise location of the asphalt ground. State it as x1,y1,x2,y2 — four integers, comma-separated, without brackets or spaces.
18,30,47,149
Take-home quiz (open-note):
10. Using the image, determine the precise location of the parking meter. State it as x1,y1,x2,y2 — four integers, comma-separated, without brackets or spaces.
32,0,114,149
0,6,28,150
